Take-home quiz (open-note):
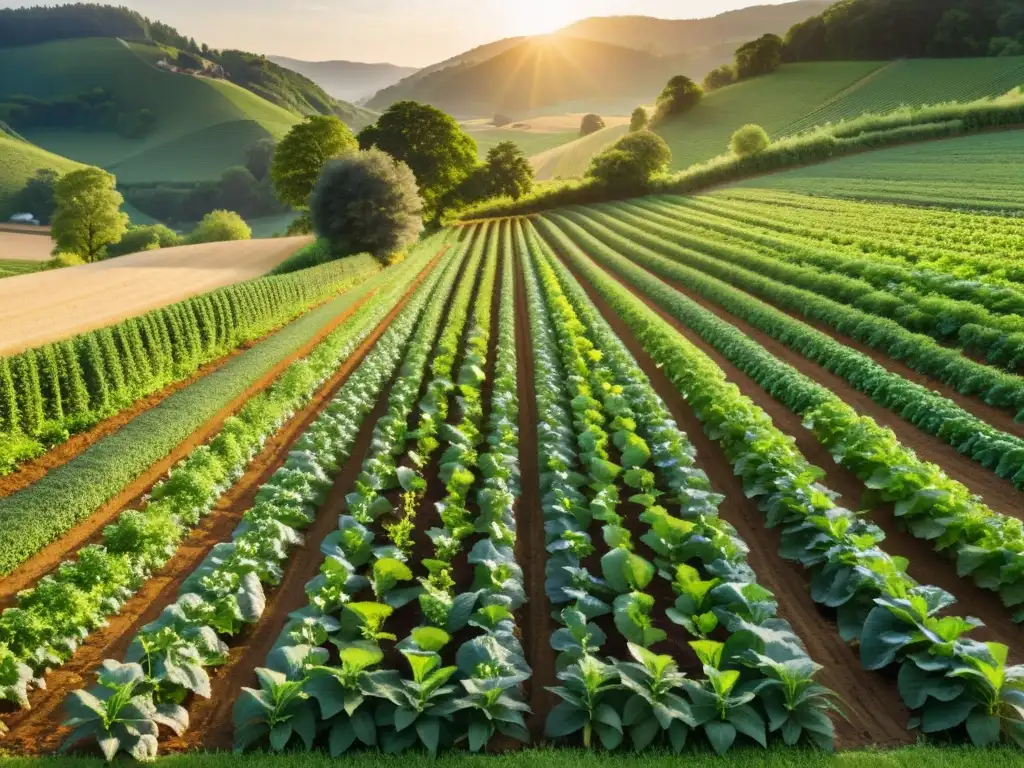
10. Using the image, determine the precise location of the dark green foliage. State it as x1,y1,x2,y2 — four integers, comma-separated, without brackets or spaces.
783,0,1022,61
480,141,534,201
652,75,703,125
587,130,672,190
629,107,649,132
245,139,277,182
11,352,43,436
310,149,423,260
357,101,478,219
735,34,784,80
0,359,19,433
272,116,358,209
580,114,606,137
37,346,64,423
8,168,59,224
0,88,157,138
703,65,736,92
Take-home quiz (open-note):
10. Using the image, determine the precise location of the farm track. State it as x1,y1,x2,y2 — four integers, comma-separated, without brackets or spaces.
554,250,913,749
513,237,555,739
573,250,1024,655
649,270,1024,520
0,254,444,755
0,286,382,607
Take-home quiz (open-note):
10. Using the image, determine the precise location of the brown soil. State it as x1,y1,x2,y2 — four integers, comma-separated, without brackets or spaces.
513,242,556,739
655,272,1024,520
0,290,379,608
1,256,443,754
580,254,1022,654
556,250,916,749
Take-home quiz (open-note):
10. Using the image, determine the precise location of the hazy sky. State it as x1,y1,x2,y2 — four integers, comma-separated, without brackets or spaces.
1,0,800,66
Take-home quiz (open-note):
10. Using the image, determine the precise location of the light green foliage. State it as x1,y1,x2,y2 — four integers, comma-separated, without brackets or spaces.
50,167,128,261
586,130,672,189
628,107,648,132
106,224,181,258
731,124,771,156
188,210,252,244
270,115,358,209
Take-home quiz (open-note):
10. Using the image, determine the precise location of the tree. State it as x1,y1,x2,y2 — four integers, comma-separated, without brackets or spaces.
587,130,672,190
51,167,128,262
310,149,424,261
652,75,703,125
189,210,251,244
735,34,784,79
481,141,533,201
580,113,606,137
357,101,478,219
10,168,60,224
245,138,277,182
703,65,736,92
629,107,649,132
271,115,358,209
730,124,771,157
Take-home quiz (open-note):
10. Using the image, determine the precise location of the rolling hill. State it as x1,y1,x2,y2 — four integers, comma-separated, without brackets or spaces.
0,38,300,184
269,57,417,103
0,132,83,209
370,36,681,118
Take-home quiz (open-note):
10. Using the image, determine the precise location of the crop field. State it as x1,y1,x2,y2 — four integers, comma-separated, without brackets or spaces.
735,131,1024,213
0,259,46,280
0,236,312,355
0,38,298,184
2,189,1024,763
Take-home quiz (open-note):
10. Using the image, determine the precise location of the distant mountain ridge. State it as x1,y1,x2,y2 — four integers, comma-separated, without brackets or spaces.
269,57,417,103
366,1,832,117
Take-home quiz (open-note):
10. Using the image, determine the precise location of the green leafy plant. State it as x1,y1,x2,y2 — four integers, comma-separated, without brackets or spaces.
617,643,695,752
686,640,766,755
749,653,842,748
545,655,624,749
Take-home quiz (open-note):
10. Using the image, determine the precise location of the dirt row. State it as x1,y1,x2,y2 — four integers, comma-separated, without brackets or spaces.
2,253,443,755
554,244,1015,748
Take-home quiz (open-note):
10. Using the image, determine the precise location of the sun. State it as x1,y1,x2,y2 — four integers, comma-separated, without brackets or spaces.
500,0,588,36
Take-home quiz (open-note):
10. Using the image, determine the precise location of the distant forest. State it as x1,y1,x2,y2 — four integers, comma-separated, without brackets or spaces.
785,0,1024,60
0,4,359,119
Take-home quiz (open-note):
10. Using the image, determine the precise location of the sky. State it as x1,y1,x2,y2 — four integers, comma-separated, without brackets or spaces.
0,0,801,67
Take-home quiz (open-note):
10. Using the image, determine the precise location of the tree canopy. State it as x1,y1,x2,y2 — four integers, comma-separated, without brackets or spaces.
51,167,129,262
730,124,771,157
629,107,649,132
580,113,606,137
704,64,737,92
587,130,672,191
271,115,358,209
783,0,1024,61
310,149,424,261
735,34,784,80
652,75,704,125
188,210,252,244
357,101,478,218
480,141,534,201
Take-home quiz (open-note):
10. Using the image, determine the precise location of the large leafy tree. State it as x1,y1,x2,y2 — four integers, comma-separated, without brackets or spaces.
310,149,424,261
357,101,478,218
579,113,606,137
587,130,672,191
735,34,784,79
51,167,129,262
271,115,357,209
481,141,533,201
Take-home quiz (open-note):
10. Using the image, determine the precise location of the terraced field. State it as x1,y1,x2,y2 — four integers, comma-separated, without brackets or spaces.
2,194,1024,761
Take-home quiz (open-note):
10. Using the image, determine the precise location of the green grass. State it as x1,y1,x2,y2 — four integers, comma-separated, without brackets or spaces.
531,124,630,179
1,747,1019,767
0,133,82,209
656,62,884,172
785,57,1024,135
247,212,300,238
464,127,578,159
0,38,298,184
736,130,1024,212
0,259,46,279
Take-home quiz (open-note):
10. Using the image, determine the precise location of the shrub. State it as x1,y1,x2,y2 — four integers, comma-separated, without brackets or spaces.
735,34,784,79
107,225,181,258
730,124,771,156
188,211,251,244
629,107,649,132
579,114,606,137
310,149,424,261
652,76,703,125
704,65,736,91
587,130,672,190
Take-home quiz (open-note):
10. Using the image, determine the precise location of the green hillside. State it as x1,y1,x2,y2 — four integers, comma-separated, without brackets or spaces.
784,57,1024,135
465,127,578,159
0,132,82,207
531,124,629,180
0,38,299,183
656,61,884,171
735,130,1024,213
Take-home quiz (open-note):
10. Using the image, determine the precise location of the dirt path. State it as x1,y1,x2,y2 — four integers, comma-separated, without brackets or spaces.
513,240,556,739
555,251,944,748
653,271,1024,521
566,251,1022,655
0,289,378,606
3,253,441,755
0,236,311,356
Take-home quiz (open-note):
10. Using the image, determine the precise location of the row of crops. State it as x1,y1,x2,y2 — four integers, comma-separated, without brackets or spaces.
4,190,1024,758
